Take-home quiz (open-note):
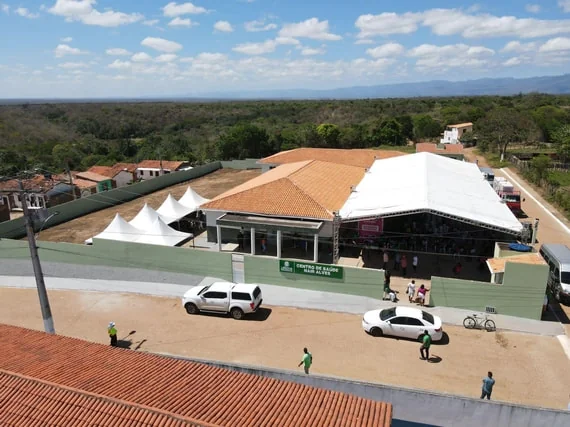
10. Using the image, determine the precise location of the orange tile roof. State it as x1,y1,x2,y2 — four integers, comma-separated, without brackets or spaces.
0,174,61,193
487,253,547,273
258,148,405,168
447,122,473,128
75,171,112,183
137,160,186,171
72,178,98,189
415,143,464,154
0,324,392,427
89,163,138,178
202,160,366,219
0,369,209,427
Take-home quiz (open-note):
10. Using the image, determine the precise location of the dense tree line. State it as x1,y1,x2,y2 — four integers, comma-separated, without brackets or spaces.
0,94,569,177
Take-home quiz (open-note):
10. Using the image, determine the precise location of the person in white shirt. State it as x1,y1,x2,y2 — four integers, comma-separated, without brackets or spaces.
406,280,416,303
412,255,419,274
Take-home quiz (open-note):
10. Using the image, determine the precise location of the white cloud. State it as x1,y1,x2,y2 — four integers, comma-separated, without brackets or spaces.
355,8,570,39
106,48,132,56
354,39,374,45
366,42,405,58
214,20,233,32
408,43,495,71
179,57,194,63
275,37,300,46
61,36,73,42
168,17,196,27
195,52,227,62
503,57,523,67
539,37,570,52
501,41,537,53
15,7,40,19
108,59,131,69
244,19,277,32
49,0,143,27
54,44,88,58
143,19,159,26
162,2,207,17
155,54,178,62
141,36,183,52
1,4,9,14
301,47,326,56
58,61,89,69
525,4,540,13
233,40,276,55
131,52,153,62
560,1,570,12
279,18,342,41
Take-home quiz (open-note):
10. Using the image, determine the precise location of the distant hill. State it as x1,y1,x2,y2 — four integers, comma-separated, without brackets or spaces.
189,74,570,100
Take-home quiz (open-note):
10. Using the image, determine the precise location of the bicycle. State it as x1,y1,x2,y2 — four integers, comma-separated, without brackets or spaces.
463,313,496,332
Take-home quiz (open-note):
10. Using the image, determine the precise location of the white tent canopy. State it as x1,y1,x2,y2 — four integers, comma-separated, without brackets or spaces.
156,193,195,223
136,216,193,246
91,213,142,243
178,186,209,211
340,152,523,235
129,203,161,229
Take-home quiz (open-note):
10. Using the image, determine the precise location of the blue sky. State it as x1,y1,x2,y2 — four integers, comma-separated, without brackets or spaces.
1,0,570,97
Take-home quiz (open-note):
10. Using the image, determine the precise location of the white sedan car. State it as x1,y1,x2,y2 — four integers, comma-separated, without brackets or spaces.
362,306,443,342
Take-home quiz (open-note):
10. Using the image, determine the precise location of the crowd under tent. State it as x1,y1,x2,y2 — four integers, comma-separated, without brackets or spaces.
339,152,524,236
85,213,141,245
178,186,210,211
156,193,196,224
135,216,193,246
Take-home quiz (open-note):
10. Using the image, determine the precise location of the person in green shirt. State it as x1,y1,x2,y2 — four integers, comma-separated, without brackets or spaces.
420,330,431,361
108,321,117,347
297,347,313,374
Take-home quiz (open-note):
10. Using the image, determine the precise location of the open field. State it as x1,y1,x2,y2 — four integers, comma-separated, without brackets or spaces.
38,168,261,244
1,287,568,410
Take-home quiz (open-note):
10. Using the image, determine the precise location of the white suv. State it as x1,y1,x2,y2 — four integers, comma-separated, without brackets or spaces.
182,281,263,320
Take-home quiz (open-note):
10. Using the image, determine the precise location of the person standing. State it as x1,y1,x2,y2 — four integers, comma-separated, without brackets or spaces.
412,255,418,274
401,254,408,277
406,280,416,303
420,330,431,361
383,251,389,270
298,347,313,374
108,322,117,347
394,252,401,271
481,372,495,400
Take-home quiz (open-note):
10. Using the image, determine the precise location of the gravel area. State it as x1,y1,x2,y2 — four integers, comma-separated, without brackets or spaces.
0,259,205,286
2,288,569,411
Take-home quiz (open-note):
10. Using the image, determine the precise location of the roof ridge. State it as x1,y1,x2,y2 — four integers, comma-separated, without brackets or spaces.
0,368,216,427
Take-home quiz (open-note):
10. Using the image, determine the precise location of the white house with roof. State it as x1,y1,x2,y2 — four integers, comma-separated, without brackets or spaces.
440,122,473,144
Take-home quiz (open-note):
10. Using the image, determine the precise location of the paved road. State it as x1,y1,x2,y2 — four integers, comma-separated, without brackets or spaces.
0,274,563,336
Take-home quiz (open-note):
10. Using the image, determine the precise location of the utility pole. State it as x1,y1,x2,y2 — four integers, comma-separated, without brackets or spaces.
66,163,77,200
18,179,55,334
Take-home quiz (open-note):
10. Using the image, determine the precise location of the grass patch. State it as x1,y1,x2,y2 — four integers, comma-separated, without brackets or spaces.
549,170,570,187
374,145,416,154
477,150,511,168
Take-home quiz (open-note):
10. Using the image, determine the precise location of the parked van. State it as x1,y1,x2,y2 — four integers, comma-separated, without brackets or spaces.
539,244,570,304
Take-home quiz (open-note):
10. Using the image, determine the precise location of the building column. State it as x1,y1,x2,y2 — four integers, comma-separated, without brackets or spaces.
276,230,282,259
313,234,319,263
250,228,256,255
216,225,222,252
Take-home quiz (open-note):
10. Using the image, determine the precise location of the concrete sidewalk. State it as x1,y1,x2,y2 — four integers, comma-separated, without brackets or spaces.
0,275,563,337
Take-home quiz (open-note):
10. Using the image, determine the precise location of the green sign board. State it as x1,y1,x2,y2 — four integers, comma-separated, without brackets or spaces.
279,259,344,280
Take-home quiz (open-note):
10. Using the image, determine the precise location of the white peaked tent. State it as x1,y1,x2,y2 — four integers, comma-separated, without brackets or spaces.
129,203,161,229
136,216,193,246
156,193,195,223
90,213,142,243
178,186,210,212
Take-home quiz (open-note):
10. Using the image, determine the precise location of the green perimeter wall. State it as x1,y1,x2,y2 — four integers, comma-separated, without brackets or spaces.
430,262,549,320
220,159,261,170
0,161,222,240
0,238,233,281
244,256,384,299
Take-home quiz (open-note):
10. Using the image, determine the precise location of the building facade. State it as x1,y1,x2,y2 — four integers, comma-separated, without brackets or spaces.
440,122,473,144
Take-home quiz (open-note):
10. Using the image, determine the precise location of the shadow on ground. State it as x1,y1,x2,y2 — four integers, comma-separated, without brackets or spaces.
433,332,450,345
197,307,273,322
393,420,441,427
543,301,570,324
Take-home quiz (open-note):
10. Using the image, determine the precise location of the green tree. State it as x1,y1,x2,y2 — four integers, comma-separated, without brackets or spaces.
396,115,414,140
371,119,405,146
552,124,570,162
216,124,271,160
441,106,462,125
316,123,341,148
413,115,441,140
339,124,367,148
530,155,552,183
52,143,82,169
532,106,569,142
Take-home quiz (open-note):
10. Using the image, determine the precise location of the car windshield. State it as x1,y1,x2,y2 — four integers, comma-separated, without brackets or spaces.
561,271,570,284
380,307,397,321
422,311,435,325
198,285,210,295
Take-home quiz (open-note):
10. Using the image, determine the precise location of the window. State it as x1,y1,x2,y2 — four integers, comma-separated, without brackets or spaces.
406,317,424,327
388,317,407,325
422,311,435,325
164,170,170,174
561,271,570,284
231,292,251,301
253,287,261,299
380,307,396,321
203,291,227,299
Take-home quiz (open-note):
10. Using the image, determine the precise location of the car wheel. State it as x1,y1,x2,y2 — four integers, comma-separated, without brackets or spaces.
369,327,383,337
230,307,244,320
184,303,199,315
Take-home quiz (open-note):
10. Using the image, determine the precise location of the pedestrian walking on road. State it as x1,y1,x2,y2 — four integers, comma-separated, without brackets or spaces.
420,330,431,361
108,322,117,347
298,347,313,374
481,372,495,400
406,280,416,303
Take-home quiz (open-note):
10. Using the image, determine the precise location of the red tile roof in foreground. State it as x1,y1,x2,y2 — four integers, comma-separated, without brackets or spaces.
0,324,392,427
0,370,208,427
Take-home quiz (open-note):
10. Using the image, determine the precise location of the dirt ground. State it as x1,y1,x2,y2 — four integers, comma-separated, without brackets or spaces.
1,288,568,410
38,169,261,244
